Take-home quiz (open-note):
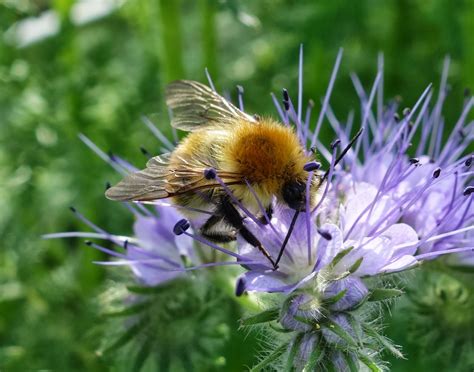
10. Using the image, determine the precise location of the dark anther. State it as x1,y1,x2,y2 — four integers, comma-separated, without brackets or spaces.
253,114,261,121
310,146,317,154
317,228,332,241
403,107,411,116
393,113,400,122
304,161,321,172
105,182,111,190
84,240,92,246
108,151,116,161
204,168,217,180
173,219,190,235
432,168,441,179
463,186,474,196
123,240,129,249
464,88,471,97
69,206,77,213
330,139,341,149
409,158,419,165
237,85,244,94
282,89,290,111
235,277,246,297
465,156,473,167
459,129,466,139
140,146,151,157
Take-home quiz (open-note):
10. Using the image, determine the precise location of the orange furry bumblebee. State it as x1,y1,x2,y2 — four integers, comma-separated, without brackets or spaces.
106,80,322,267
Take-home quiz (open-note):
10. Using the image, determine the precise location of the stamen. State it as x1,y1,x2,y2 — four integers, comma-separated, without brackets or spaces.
173,219,190,235
282,88,290,111
207,169,264,227
317,228,332,240
304,162,321,172
204,168,217,180
237,85,244,111
84,240,126,259
79,134,127,175
465,155,473,168
432,167,441,179
311,48,343,148
464,186,474,196
141,116,175,151
70,206,109,235
140,146,152,159
205,67,216,91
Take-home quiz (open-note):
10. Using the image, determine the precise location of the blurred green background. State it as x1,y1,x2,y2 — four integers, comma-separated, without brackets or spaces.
0,0,473,370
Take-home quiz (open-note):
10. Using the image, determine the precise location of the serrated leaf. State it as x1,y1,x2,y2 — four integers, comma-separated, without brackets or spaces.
102,301,150,318
284,334,303,372
240,308,279,326
250,342,289,372
368,288,403,301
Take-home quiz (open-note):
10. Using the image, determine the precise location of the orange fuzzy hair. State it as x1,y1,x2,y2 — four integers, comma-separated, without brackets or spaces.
222,118,311,196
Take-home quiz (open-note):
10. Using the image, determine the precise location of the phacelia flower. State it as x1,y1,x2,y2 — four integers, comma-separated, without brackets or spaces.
49,46,473,371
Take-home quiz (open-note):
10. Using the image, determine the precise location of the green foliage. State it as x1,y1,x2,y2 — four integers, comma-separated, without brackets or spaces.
0,0,472,370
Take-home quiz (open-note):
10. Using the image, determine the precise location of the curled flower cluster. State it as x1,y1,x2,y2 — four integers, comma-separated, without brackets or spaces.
46,48,473,370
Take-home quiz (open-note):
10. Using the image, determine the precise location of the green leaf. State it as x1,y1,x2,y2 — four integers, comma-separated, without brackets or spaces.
269,323,294,333
133,339,152,372
127,284,170,295
102,320,147,355
343,352,359,372
322,320,357,348
368,288,403,301
330,246,354,268
363,324,405,359
284,334,303,372
240,308,280,326
357,353,384,372
302,340,325,372
323,289,347,305
102,302,150,318
348,257,363,274
250,342,289,372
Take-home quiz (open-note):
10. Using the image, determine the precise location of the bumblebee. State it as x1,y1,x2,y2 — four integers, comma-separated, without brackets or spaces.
106,80,322,268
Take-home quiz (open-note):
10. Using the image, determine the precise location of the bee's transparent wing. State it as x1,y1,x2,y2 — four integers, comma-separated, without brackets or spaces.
105,153,243,202
166,80,257,131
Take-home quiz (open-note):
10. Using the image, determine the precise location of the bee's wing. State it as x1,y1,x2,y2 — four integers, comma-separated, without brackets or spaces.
166,80,257,131
105,153,243,202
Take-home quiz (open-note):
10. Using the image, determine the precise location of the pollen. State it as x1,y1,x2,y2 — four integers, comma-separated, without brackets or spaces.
222,118,310,193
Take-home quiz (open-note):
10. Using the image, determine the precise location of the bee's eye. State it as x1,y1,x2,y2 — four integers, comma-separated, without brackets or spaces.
282,180,306,210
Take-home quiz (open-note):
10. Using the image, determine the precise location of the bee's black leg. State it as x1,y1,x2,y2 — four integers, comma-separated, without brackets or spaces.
219,198,276,268
258,204,273,225
200,214,236,243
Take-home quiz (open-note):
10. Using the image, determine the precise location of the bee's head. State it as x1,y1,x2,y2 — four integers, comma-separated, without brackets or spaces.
282,179,307,211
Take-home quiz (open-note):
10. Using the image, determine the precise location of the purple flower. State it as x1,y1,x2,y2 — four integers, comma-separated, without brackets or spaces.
44,203,196,286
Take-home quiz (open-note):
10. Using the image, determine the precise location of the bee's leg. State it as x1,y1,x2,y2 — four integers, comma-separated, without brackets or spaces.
258,204,273,225
200,214,236,243
219,198,276,268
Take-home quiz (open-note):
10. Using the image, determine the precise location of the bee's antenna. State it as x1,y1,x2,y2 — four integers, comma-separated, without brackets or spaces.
322,127,364,182
273,210,300,270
